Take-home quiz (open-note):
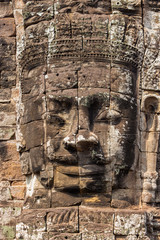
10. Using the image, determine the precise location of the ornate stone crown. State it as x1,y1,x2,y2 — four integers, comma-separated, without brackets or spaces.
147,0,160,10
20,17,144,72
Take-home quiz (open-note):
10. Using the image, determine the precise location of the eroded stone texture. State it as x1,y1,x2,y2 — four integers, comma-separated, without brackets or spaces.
17,0,144,210
15,208,154,240
47,207,78,233
0,0,160,239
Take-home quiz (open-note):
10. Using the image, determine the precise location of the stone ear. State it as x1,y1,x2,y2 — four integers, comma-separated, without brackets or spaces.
142,96,159,131
144,96,158,114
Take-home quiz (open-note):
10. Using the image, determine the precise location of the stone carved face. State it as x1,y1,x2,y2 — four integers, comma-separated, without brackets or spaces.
20,60,137,204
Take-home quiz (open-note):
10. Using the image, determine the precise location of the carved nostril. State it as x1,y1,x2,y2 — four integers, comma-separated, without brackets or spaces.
77,133,98,144
63,135,76,151
63,131,99,152
76,131,99,151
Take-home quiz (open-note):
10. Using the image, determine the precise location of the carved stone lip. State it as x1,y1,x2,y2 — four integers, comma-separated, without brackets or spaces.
55,164,105,176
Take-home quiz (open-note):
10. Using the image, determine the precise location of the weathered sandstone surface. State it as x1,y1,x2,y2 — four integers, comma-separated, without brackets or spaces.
0,0,160,239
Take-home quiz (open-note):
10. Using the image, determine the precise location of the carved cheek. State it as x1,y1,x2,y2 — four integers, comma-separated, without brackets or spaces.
108,125,123,157
93,121,129,163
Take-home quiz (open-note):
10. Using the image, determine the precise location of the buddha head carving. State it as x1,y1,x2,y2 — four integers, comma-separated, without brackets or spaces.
18,13,143,207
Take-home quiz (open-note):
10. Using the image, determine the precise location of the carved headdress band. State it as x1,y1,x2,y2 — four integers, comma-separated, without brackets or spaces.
20,17,144,72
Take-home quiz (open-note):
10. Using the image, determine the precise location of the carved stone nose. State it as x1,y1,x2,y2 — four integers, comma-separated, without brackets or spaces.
63,130,99,152
63,134,76,150
76,130,98,151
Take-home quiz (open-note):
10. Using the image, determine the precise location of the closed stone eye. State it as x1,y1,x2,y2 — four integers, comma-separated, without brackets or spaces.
96,108,121,124
46,114,65,127
53,99,72,113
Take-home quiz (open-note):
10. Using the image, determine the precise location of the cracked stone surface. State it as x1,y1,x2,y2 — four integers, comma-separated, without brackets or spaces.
0,0,160,239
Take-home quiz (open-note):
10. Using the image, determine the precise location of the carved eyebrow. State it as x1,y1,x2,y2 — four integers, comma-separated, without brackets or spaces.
79,93,109,107
48,92,109,107
49,96,76,102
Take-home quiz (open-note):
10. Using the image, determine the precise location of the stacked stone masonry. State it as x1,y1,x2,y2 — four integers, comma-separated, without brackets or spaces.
0,0,160,239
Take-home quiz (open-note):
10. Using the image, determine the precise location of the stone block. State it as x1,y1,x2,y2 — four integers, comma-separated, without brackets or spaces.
11,87,19,102
16,209,46,228
0,2,13,18
78,62,110,88
0,207,21,225
51,192,81,208
0,89,11,103
111,189,135,206
2,225,16,240
0,228,4,240
22,2,54,27
0,18,15,37
143,7,160,30
115,236,127,240
21,78,44,99
56,1,111,14
79,206,114,233
20,151,31,175
16,210,47,239
14,9,24,27
47,207,78,233
16,229,48,240
142,67,160,92
10,181,26,200
21,120,44,150
48,233,82,240
82,232,115,240
0,55,16,72
30,146,44,173
25,191,51,209
46,94,76,113
126,235,138,240
0,113,16,126
0,127,15,140
114,212,146,237
0,65,15,87
26,21,49,44
0,70,16,88
0,181,11,201
0,37,15,57
111,64,137,96
0,142,19,162
78,88,110,107
25,176,51,209
12,0,25,9
111,199,131,209
0,160,24,181
46,68,78,91
0,102,15,113
111,0,141,13
22,96,45,124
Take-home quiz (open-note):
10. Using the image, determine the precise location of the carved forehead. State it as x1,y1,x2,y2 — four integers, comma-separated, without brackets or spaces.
47,62,110,90
26,62,136,93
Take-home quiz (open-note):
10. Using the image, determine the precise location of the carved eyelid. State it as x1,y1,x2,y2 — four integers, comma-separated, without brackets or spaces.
46,114,65,126
96,108,121,121
53,98,73,105
52,98,73,112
